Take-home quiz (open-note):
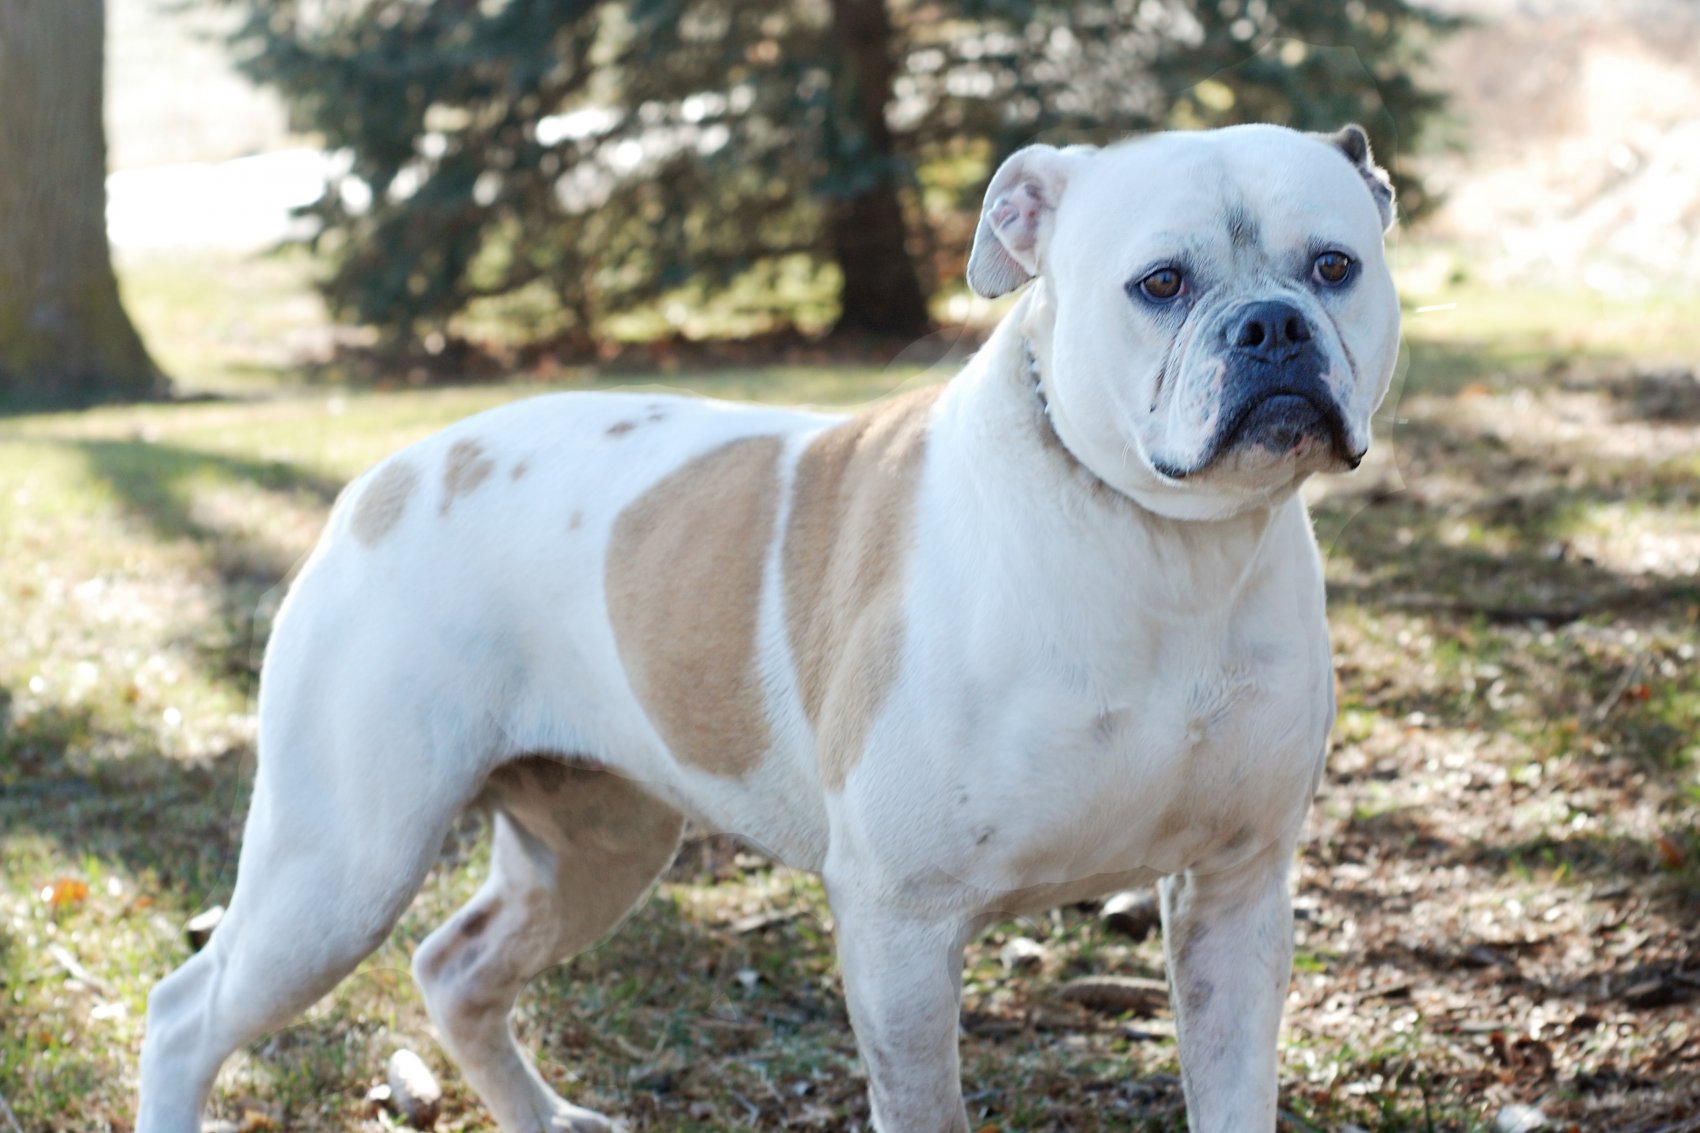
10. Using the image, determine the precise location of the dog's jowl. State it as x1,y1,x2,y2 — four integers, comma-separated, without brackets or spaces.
137,124,1401,1133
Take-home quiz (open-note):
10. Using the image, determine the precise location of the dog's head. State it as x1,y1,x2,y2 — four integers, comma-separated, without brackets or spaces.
968,124,1401,520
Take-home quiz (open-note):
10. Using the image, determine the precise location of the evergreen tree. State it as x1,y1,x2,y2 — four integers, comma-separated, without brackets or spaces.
228,0,1450,352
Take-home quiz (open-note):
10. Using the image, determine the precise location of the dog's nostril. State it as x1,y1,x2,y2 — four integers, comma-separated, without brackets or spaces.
1231,301,1311,354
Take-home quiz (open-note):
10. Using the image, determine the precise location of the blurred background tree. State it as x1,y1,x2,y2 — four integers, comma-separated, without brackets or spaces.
226,0,1451,356
0,0,167,405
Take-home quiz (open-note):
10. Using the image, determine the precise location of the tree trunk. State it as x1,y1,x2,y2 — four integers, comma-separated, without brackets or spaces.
824,0,931,340
0,0,165,405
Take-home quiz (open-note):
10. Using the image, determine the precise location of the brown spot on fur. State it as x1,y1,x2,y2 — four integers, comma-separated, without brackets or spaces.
441,439,495,515
784,385,942,790
1152,800,1193,846
1185,918,1210,953
568,510,585,531
607,420,639,437
510,459,529,480
606,436,786,777
351,459,419,546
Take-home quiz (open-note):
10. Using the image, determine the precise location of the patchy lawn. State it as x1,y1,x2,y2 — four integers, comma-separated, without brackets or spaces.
1,261,1697,1131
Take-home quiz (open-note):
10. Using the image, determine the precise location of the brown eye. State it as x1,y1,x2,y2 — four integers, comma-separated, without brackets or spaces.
1313,251,1353,286
1137,267,1185,302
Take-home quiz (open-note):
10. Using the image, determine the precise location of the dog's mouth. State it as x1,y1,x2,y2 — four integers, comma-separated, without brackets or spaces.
1156,386,1359,481
1220,389,1353,460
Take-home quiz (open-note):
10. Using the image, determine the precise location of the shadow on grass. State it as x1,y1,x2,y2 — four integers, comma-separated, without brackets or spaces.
1321,417,1700,624
0,692,249,912
1400,333,1683,402
1596,366,1700,425
64,437,343,695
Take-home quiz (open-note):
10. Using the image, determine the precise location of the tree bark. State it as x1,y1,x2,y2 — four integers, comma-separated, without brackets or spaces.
0,0,166,405
824,0,931,340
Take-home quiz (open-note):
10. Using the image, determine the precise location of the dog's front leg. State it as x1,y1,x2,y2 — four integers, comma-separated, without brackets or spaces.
1160,844,1296,1132
831,883,971,1133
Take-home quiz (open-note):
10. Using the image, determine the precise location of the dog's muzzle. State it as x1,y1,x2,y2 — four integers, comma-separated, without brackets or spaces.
1161,299,1358,478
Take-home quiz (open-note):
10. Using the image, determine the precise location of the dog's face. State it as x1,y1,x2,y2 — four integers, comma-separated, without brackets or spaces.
968,125,1402,520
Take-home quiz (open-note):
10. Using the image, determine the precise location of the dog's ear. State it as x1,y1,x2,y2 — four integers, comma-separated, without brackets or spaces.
966,144,1089,299
1316,123,1395,232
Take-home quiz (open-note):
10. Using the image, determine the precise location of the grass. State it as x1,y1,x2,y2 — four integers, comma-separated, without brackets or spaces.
1,245,1698,1130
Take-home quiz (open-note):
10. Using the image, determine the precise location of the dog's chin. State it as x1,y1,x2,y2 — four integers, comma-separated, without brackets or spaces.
1226,393,1358,469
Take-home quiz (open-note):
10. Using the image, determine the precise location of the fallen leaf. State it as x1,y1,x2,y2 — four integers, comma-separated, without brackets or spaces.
42,877,89,908
1655,835,1685,870
238,1109,278,1133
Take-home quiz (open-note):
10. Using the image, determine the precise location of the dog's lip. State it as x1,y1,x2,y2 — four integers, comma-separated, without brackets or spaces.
1156,389,1358,480
1219,388,1349,453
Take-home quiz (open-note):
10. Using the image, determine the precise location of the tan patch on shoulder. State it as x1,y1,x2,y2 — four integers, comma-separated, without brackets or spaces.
606,435,785,777
784,384,943,790
441,438,495,515
351,459,420,546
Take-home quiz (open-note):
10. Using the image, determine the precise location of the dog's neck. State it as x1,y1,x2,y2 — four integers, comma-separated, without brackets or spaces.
933,295,1299,622
1018,332,1133,509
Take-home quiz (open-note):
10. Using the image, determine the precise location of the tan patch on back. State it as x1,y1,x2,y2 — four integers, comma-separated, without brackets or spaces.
351,459,420,546
607,420,638,437
784,384,942,789
606,435,785,777
441,438,495,514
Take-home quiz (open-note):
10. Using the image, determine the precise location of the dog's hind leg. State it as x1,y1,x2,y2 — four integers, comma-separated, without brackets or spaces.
412,758,683,1133
136,635,484,1132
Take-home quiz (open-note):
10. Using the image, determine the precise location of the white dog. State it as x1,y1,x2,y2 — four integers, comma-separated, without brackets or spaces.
138,123,1399,1133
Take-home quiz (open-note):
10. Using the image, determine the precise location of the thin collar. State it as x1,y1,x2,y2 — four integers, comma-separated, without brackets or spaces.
1019,336,1137,508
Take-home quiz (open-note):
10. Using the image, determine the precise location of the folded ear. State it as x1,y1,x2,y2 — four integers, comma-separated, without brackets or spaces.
1316,123,1395,232
966,144,1090,299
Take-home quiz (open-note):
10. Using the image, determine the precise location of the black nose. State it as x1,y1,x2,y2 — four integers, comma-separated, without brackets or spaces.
1229,300,1312,361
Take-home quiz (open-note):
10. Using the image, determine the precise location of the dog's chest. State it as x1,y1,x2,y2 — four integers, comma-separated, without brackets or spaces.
881,625,1328,899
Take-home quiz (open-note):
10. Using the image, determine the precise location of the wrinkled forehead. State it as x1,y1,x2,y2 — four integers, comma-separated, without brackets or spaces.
1052,126,1384,285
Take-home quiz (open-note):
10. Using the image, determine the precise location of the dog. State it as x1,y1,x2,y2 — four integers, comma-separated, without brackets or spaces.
137,123,1399,1133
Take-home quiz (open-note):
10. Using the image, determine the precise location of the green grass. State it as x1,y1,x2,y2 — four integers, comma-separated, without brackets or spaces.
1,248,1698,1129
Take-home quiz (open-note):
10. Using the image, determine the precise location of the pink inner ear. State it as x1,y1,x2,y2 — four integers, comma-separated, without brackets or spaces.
990,181,1045,248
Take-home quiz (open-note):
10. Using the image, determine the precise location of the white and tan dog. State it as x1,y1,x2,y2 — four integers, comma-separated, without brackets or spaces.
138,123,1400,1133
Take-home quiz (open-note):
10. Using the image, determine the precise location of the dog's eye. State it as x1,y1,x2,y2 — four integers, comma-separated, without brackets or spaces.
1134,267,1186,302
1312,251,1353,286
